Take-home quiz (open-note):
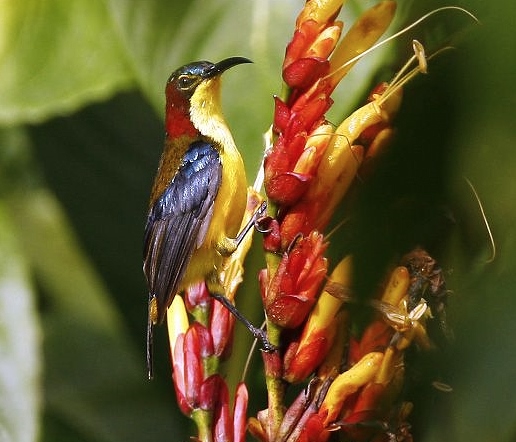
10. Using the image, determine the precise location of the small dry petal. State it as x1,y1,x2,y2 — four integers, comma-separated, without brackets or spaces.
381,266,410,306
248,417,267,442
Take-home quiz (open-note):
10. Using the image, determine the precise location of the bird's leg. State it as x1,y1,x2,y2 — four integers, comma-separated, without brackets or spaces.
211,200,275,351
216,201,268,256
209,291,276,353
233,200,268,246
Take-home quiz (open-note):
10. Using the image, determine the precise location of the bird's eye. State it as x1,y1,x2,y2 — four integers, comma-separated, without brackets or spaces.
177,74,196,90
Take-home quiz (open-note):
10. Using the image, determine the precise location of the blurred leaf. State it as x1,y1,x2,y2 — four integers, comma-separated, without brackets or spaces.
8,187,184,441
0,200,40,442
2,0,515,441
0,0,133,124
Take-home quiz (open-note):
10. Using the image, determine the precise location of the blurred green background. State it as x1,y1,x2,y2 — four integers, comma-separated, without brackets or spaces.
1,0,515,441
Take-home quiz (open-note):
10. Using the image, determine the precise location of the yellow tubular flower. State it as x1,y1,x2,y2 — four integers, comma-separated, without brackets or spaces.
305,255,353,333
297,0,346,27
320,352,384,425
380,265,410,306
328,1,397,86
167,295,190,364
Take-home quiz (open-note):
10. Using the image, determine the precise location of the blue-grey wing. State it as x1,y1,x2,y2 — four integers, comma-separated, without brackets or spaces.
144,140,222,323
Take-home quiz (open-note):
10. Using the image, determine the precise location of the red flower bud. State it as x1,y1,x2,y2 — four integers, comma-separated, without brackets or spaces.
171,334,192,416
184,325,204,409
263,232,327,328
213,379,231,442
273,96,291,133
210,297,235,358
184,281,210,311
263,219,281,252
283,57,329,90
233,383,249,442
200,374,223,411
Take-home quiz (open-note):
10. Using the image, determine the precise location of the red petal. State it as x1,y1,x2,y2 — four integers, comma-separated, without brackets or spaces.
265,171,312,206
191,322,214,359
184,327,202,408
273,96,291,133
284,334,329,382
213,380,232,442
184,281,210,310
233,383,249,442
283,58,329,90
210,300,235,358
266,294,314,329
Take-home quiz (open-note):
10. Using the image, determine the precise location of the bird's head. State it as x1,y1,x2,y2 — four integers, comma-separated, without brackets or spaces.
165,57,252,139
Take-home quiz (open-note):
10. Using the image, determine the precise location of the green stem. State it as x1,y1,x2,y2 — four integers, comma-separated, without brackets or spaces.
263,321,286,440
192,409,213,442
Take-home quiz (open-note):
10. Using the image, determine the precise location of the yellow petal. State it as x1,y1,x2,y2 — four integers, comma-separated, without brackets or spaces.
320,352,383,424
167,295,189,364
328,1,396,84
298,0,346,27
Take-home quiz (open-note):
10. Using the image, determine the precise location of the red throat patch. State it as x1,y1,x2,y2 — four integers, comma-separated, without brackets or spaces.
165,85,199,138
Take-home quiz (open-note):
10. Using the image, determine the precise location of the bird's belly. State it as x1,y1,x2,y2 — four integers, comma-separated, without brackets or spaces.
182,147,247,288
206,146,247,242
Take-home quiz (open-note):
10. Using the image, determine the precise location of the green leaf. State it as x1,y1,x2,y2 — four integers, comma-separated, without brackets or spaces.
0,0,133,125
8,187,184,441
0,123,183,440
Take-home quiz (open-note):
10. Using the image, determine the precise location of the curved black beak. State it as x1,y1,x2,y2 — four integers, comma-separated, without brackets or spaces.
204,56,252,79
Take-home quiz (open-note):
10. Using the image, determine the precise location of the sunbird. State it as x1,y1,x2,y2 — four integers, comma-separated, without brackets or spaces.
144,57,270,379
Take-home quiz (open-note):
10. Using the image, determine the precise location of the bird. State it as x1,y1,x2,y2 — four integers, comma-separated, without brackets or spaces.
143,57,269,379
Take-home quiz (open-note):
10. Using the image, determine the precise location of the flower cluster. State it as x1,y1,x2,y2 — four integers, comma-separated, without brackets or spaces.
165,189,265,442
161,1,467,441
263,0,399,252
251,0,447,441
168,285,247,442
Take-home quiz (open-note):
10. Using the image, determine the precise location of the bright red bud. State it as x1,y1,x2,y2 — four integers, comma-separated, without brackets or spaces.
191,321,214,359
210,297,235,358
184,281,210,311
233,383,249,442
263,219,281,252
273,96,291,133
263,232,327,328
284,332,330,383
200,374,223,411
283,20,321,71
213,379,231,442
171,334,192,416
184,326,204,409
283,57,329,90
